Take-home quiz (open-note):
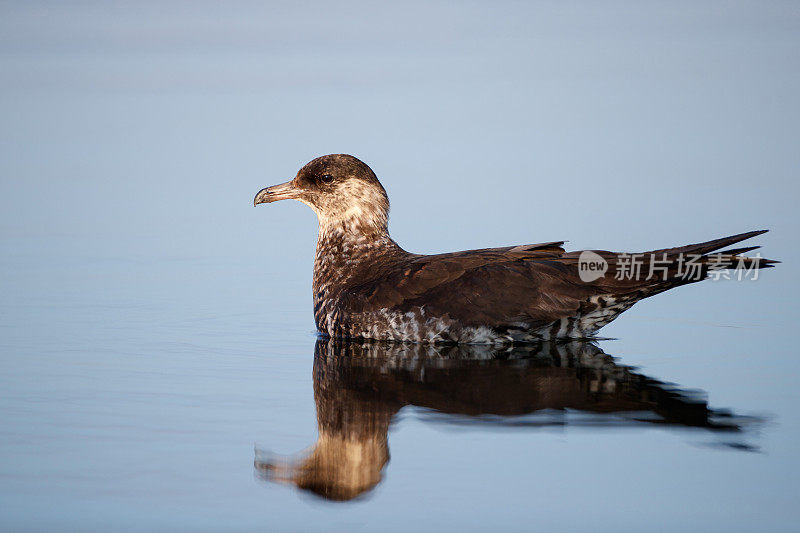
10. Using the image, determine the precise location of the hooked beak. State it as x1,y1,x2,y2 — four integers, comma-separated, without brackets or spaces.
253,180,299,206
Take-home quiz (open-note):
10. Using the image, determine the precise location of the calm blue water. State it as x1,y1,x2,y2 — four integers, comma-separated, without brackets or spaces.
2,2,799,531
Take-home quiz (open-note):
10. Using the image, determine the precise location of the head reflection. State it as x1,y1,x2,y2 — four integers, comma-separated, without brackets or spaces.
255,339,758,501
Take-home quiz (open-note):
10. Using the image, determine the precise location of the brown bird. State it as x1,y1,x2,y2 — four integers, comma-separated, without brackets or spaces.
254,154,774,344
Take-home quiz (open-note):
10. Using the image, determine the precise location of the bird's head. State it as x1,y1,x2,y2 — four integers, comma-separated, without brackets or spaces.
254,154,390,235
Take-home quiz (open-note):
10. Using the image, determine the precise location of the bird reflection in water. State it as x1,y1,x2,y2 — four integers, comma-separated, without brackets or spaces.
255,339,762,501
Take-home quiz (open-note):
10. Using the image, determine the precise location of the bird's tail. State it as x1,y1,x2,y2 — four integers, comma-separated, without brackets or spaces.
556,230,776,336
651,228,775,271
565,229,777,299
622,229,777,297
649,229,773,262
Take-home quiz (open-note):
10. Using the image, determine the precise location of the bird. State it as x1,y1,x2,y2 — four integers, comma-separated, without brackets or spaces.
254,154,775,344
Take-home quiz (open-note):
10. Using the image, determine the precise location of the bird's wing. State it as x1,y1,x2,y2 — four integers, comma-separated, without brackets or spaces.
340,231,773,333
343,241,605,330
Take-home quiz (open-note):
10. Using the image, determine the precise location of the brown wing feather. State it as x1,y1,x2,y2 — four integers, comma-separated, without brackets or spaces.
347,242,601,330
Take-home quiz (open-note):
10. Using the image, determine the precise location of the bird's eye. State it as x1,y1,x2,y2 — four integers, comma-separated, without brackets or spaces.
319,174,334,183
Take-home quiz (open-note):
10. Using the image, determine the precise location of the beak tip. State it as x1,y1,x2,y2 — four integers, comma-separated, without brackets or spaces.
253,188,269,206
254,181,296,207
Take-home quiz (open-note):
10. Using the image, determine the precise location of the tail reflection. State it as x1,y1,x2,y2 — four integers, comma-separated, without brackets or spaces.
255,339,760,501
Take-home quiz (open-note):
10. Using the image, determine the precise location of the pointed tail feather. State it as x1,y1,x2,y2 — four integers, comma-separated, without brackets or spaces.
634,230,776,295
570,230,777,299
648,229,769,258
